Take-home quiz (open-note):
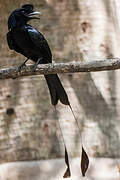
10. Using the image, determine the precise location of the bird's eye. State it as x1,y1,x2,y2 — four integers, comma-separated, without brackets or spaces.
21,10,25,13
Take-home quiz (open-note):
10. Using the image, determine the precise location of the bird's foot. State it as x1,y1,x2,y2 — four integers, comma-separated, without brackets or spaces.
18,63,27,72
18,58,29,72
32,64,38,72
32,58,42,72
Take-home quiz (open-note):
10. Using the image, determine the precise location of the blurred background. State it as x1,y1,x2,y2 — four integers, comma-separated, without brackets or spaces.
0,0,120,179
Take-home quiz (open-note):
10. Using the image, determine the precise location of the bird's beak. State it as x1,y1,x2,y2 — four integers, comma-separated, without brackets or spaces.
28,11,41,19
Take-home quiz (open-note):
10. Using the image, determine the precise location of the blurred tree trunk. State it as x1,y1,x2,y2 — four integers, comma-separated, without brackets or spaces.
0,0,120,168
48,0,120,157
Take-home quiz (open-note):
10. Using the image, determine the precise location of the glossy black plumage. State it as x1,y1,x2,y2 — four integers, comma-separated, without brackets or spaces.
7,4,69,106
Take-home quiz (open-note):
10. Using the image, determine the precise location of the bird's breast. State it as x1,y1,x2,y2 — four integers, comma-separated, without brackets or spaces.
11,27,42,61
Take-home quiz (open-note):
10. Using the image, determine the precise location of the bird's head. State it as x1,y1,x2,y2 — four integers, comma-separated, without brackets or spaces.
8,4,40,30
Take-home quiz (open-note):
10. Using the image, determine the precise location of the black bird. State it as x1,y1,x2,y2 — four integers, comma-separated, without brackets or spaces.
7,4,70,106
6,5,89,176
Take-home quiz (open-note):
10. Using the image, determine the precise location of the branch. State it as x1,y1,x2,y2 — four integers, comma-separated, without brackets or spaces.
0,58,120,79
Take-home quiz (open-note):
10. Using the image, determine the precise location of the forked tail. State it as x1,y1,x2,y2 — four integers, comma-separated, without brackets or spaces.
44,74,70,106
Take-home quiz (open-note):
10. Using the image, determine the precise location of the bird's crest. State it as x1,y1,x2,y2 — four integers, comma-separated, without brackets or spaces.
21,4,34,13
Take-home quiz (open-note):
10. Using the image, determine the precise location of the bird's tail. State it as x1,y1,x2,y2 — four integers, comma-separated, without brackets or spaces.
44,74,70,106
45,74,89,176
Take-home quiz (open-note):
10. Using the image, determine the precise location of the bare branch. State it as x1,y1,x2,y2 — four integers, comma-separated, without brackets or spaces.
0,58,120,79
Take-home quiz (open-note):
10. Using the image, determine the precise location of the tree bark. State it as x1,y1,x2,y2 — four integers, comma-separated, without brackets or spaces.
0,58,120,79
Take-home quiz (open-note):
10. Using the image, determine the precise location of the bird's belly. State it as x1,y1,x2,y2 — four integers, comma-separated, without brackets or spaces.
22,48,42,60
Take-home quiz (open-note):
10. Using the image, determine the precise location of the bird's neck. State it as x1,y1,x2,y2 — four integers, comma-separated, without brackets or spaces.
11,23,31,32
15,19,29,29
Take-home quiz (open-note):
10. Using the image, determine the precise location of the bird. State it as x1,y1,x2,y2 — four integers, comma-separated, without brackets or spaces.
6,5,89,176
7,4,70,106
7,5,72,177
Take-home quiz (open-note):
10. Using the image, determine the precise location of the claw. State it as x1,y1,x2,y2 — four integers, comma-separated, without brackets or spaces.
18,58,29,72
18,63,26,72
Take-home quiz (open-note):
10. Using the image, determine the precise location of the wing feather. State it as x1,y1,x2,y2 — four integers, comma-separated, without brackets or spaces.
7,31,21,53
27,27,52,63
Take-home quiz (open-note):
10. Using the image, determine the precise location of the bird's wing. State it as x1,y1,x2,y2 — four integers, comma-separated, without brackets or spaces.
27,27,52,63
6,31,21,53
7,31,15,50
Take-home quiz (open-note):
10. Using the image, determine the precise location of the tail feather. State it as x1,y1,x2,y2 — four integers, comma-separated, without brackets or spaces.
44,74,70,106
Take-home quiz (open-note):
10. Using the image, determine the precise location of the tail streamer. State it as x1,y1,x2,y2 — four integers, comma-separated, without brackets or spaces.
54,107,71,178
69,104,89,177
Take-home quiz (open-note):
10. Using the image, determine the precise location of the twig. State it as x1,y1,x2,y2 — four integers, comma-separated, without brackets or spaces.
0,58,120,79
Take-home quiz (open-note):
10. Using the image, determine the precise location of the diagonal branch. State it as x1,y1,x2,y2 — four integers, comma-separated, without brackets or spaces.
0,58,120,79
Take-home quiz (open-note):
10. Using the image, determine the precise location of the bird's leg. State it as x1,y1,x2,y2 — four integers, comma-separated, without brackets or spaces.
18,58,29,72
33,58,43,72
